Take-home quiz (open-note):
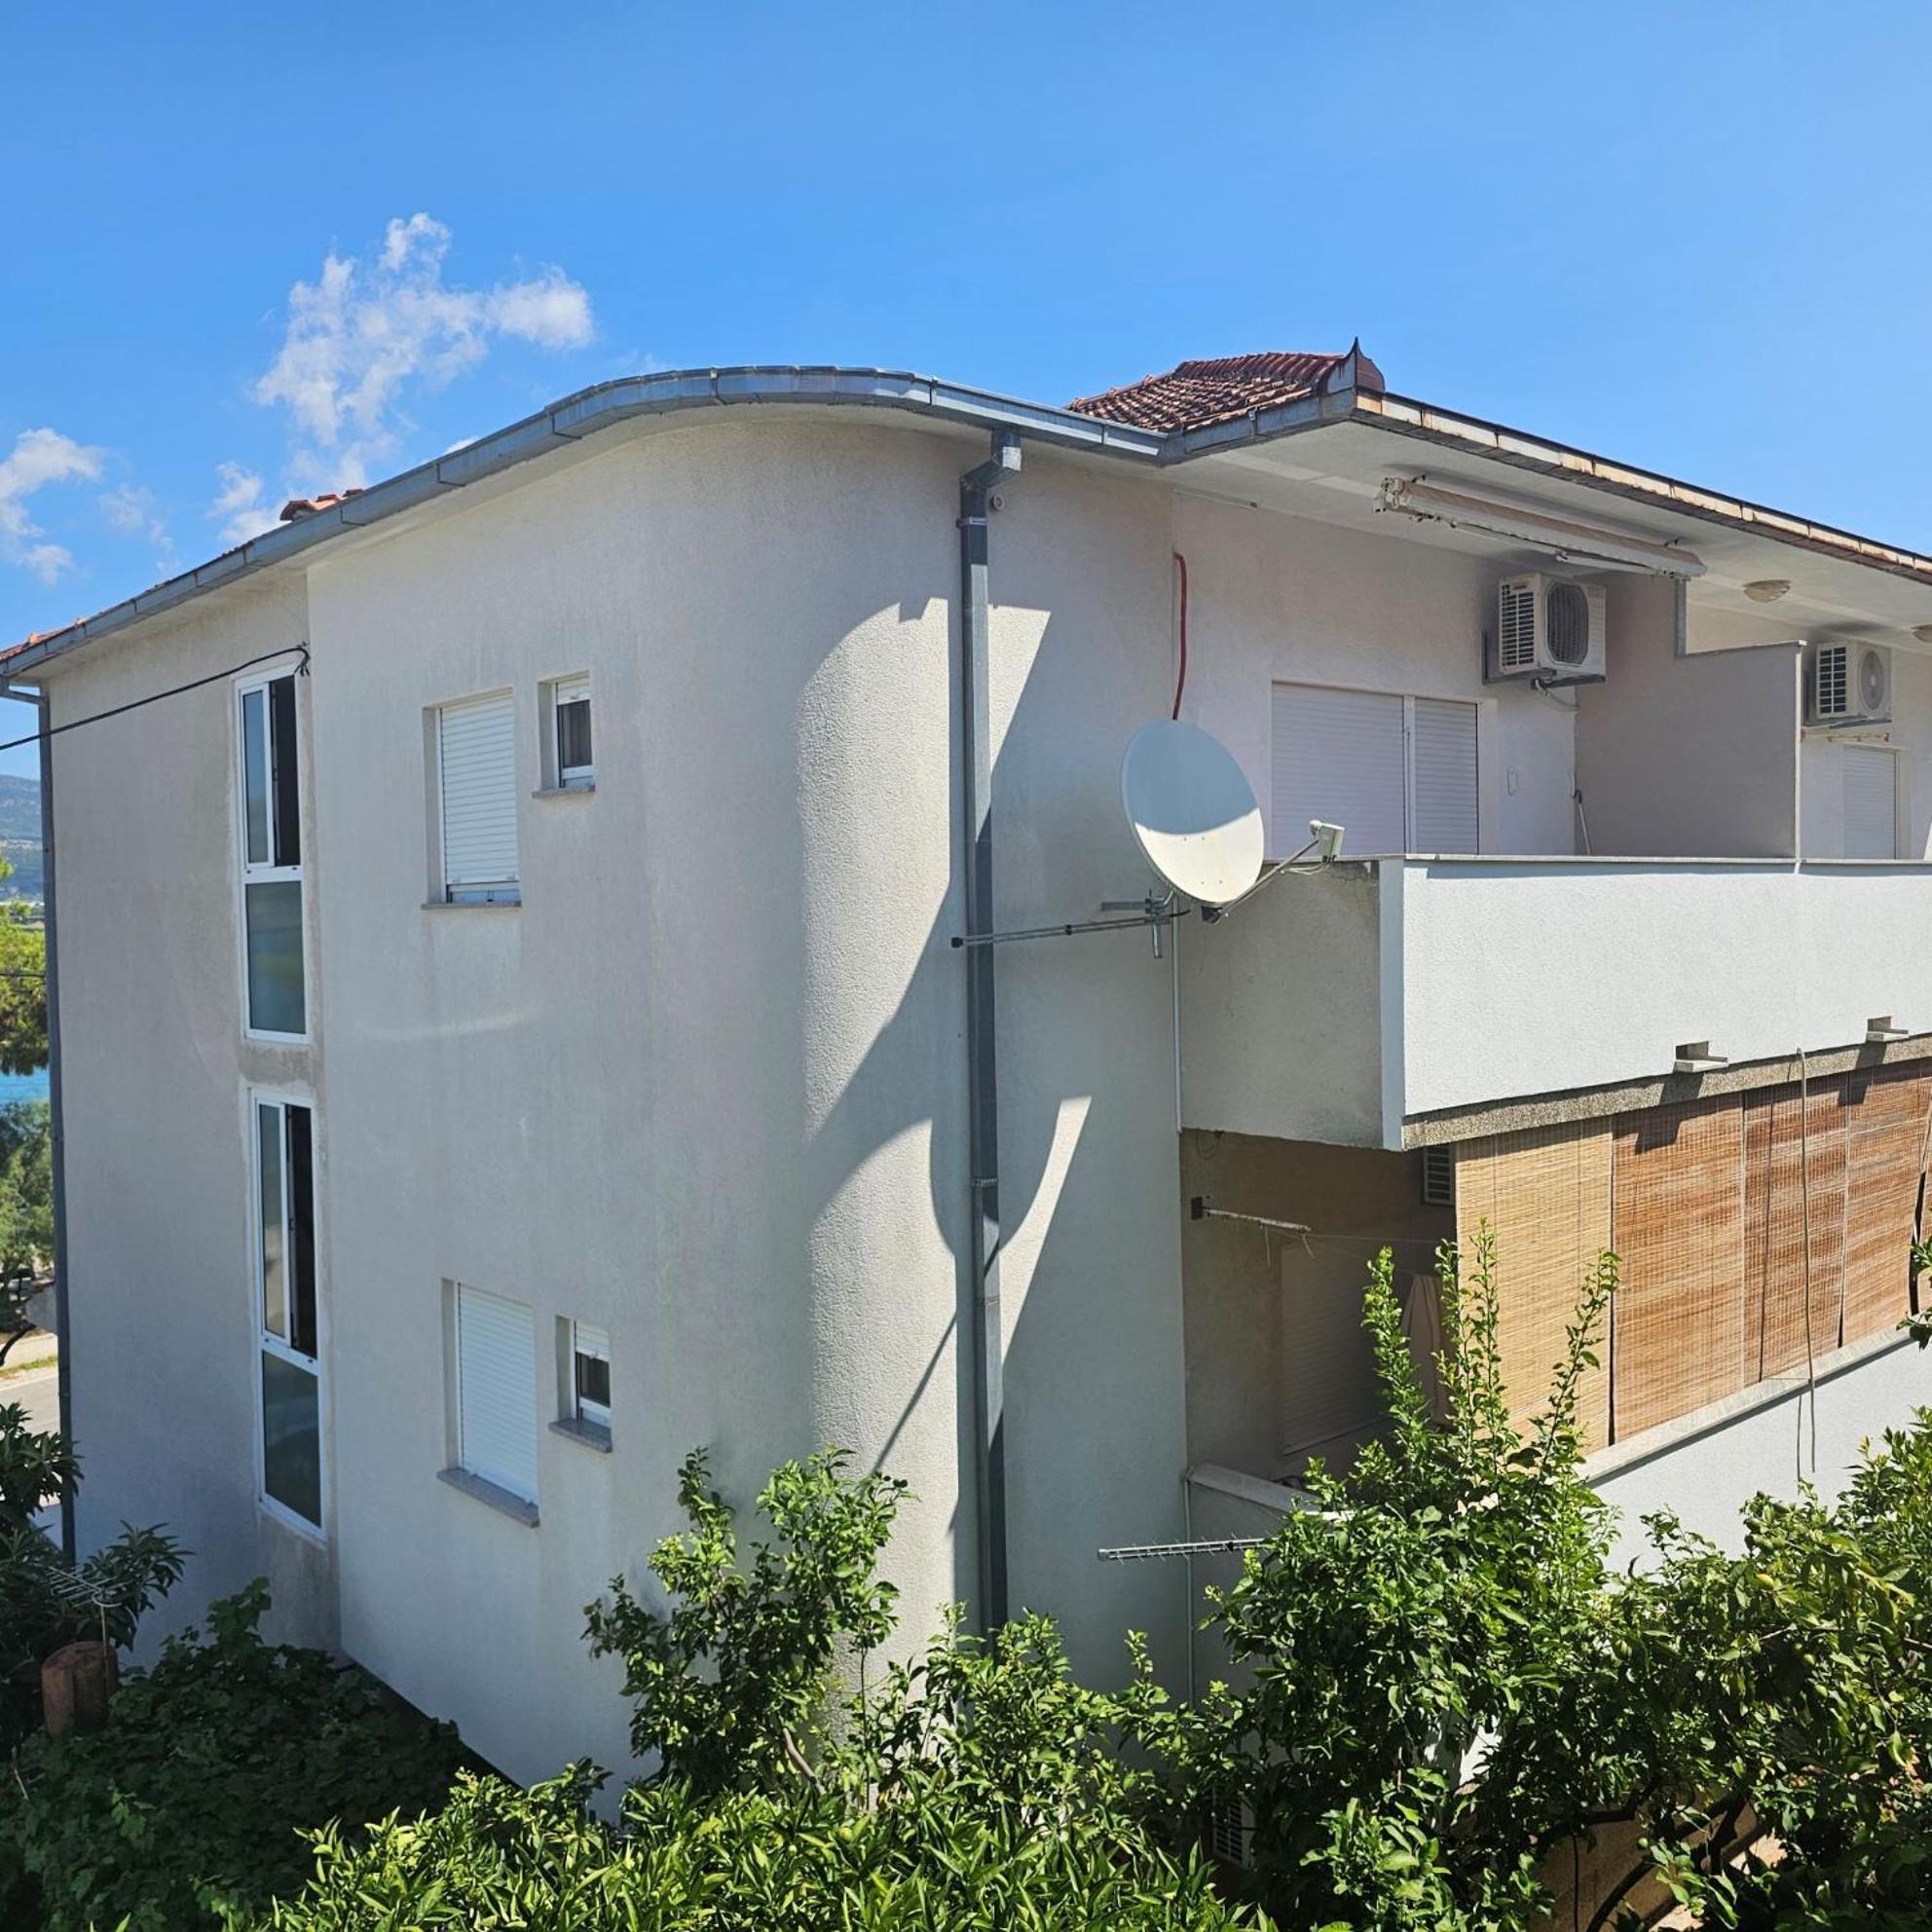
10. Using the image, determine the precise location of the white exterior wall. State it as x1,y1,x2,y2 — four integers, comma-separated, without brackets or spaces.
1170,496,1578,859
295,418,1191,1780
49,575,336,1649
1574,576,1800,859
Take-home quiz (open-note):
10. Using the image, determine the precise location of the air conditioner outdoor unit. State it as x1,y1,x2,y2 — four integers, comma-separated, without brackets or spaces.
1807,641,1891,726
1495,574,1608,683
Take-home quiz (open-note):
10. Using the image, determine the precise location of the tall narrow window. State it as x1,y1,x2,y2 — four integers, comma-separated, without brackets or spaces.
572,1321,612,1431
238,673,306,1035
452,1283,539,1504
436,692,520,903
255,1096,320,1529
554,676,592,790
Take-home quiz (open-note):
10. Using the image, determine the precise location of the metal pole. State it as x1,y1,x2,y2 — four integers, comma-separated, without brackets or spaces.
958,430,1019,1631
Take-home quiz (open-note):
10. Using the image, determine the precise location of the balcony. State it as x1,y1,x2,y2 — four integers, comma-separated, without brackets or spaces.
1177,855,1932,1148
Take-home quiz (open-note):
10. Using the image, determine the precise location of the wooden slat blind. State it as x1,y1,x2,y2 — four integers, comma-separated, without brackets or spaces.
1842,1066,1931,1346
1744,1078,1848,1382
1454,1121,1612,1451
1611,1098,1747,1441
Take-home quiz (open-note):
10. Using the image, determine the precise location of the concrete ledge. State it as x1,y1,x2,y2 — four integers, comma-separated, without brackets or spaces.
1584,1325,1916,1484
437,1466,539,1525
549,1416,612,1454
531,784,595,799
1186,1463,1316,1514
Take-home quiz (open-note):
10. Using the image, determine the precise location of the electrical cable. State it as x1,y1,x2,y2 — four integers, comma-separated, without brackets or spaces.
0,645,310,757
1170,552,1189,720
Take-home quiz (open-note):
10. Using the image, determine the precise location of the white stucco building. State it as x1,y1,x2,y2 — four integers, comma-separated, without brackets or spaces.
9,347,1932,1778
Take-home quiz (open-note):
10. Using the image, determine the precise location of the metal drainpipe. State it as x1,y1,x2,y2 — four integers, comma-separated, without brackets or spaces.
958,429,1022,1632
16,687,73,1557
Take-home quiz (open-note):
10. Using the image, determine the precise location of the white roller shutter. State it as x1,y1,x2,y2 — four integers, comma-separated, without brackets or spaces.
1842,747,1898,861
439,693,519,895
1271,684,1406,858
1409,698,1480,853
456,1284,538,1503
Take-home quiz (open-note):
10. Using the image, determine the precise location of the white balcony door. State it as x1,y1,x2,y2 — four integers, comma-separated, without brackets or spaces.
1841,746,1899,861
1271,683,1478,859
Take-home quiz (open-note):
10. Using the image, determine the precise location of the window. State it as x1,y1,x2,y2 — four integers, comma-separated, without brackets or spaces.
254,1096,320,1529
452,1283,538,1504
238,673,305,1035
436,692,520,903
571,1321,611,1431
1841,745,1899,860
552,675,592,791
1270,684,1480,859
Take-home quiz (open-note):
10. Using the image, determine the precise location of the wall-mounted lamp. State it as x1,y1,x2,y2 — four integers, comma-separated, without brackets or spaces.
1742,579,1791,604
1867,1016,1911,1043
1673,1040,1728,1074
1913,625,1932,647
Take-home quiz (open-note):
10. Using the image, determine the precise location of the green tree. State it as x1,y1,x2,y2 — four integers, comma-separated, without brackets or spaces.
0,852,45,1077
0,1100,53,1370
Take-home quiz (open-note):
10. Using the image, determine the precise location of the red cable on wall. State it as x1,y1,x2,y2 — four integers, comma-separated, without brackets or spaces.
1170,550,1189,720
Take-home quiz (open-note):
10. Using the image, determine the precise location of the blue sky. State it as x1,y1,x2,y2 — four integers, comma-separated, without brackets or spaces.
4,1,1930,775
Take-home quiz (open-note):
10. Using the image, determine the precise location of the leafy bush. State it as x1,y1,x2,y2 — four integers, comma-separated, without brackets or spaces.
263,1764,1261,1931
0,1399,183,1757
1,1579,464,1931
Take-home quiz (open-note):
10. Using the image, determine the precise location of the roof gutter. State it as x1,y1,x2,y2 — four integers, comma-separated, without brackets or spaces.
4,367,1165,680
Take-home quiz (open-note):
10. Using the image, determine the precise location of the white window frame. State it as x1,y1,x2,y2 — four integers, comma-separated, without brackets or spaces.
1840,741,1905,861
449,1282,540,1506
432,690,522,905
248,1088,324,1540
236,666,310,1042
547,674,593,793
1270,679,1494,859
571,1320,612,1431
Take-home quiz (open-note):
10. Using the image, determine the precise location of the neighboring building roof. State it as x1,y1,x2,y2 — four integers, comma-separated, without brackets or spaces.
1067,347,1385,433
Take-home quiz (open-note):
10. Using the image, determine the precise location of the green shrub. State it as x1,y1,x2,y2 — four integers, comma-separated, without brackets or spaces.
1,1579,464,1931
0,1399,183,1757
262,1765,1265,1931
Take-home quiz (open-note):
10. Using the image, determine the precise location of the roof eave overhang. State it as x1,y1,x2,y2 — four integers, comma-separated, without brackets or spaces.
1,365,1166,681
1175,385,1932,594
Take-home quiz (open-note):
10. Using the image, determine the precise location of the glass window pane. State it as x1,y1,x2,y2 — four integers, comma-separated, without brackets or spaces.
269,676,301,868
242,689,270,867
286,1106,316,1357
244,881,305,1035
558,698,591,775
262,1353,320,1525
576,1351,611,1411
257,1103,285,1341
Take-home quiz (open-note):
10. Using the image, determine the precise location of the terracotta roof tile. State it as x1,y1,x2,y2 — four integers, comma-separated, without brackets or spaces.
279,489,364,522
1067,346,1384,433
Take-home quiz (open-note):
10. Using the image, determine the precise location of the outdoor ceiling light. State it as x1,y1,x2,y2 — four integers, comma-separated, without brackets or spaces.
1378,476,1707,578
1742,578,1792,603
1913,625,1932,646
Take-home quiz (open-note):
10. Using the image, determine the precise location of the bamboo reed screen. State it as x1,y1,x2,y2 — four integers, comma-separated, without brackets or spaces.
1453,1121,1612,1452
1452,1068,1932,1450
1744,1078,1847,1382
1841,1066,1931,1346
1610,1096,1749,1441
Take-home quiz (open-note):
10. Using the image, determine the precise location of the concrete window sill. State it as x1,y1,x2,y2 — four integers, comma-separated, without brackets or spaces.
422,896,522,910
532,783,595,799
550,1416,613,1453
438,1466,539,1526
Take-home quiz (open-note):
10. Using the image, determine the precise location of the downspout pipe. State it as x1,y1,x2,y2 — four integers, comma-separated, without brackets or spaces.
10,687,72,1557
958,429,1022,1631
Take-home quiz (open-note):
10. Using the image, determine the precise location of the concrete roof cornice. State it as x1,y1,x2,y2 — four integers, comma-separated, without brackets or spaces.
11,357,1932,677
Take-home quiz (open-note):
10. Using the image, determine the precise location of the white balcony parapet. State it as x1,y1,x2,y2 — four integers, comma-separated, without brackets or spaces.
1178,856,1932,1150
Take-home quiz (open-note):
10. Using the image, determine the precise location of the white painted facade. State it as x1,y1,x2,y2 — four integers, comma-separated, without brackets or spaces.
23,373,1932,1783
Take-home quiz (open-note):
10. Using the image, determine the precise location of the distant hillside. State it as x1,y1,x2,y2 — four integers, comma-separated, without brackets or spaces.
0,778,42,901
0,776,38,842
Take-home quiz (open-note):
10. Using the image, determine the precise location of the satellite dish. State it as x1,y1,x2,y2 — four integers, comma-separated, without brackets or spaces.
1120,721,1265,908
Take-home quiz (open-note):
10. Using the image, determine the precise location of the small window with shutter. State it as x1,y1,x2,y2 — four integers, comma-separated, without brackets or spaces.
436,692,520,903
452,1283,539,1506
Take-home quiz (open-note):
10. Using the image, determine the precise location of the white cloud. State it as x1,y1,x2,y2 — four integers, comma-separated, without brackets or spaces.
99,483,175,576
251,212,595,496
208,461,278,548
0,427,103,583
